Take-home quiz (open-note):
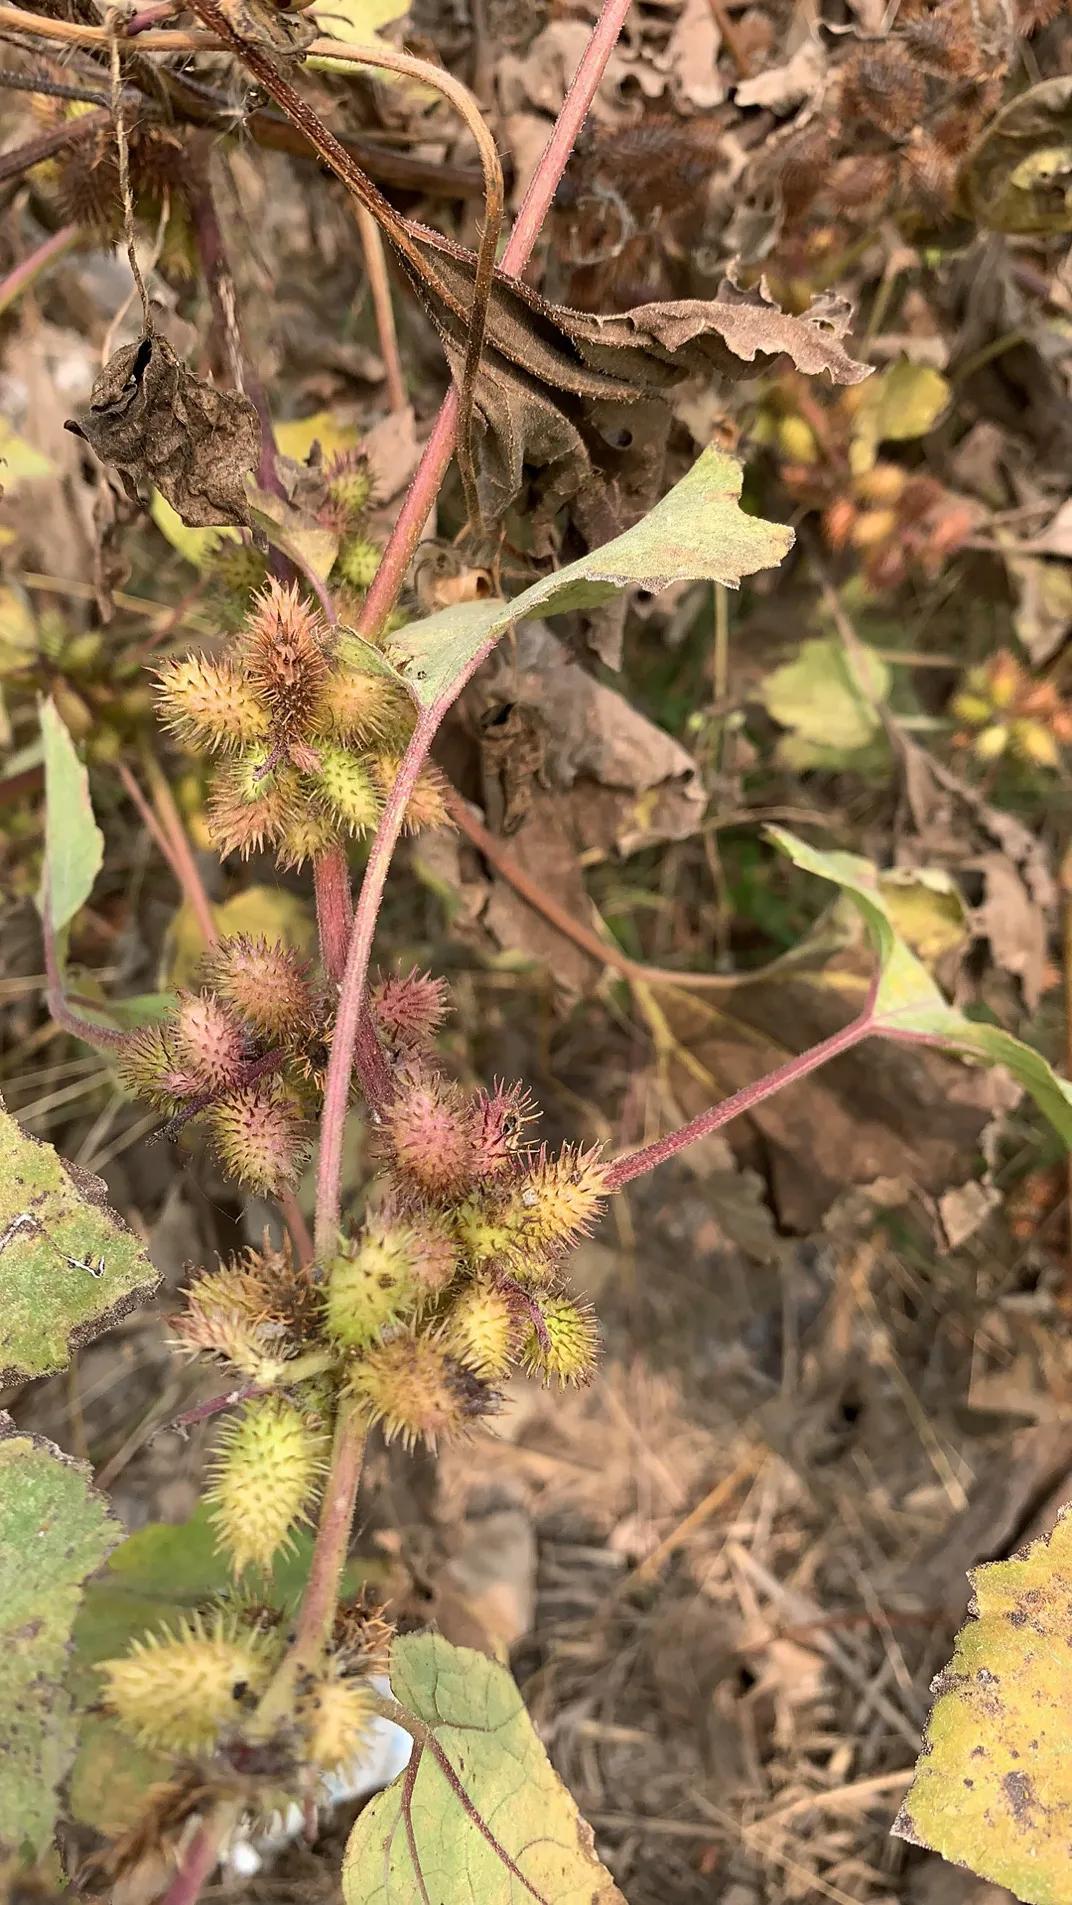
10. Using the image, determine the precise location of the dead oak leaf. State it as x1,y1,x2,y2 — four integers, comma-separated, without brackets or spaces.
66,334,259,529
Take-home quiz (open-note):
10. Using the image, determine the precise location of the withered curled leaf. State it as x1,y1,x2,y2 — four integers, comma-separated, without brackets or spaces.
66,334,260,529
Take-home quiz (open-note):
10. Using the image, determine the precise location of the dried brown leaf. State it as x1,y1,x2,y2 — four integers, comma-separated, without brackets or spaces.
66,335,260,529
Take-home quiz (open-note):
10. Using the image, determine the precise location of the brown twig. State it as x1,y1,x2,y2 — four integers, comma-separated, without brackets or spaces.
356,204,406,412
0,223,79,314
139,753,219,949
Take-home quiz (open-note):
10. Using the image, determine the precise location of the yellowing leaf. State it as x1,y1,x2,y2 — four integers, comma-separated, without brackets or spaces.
274,412,361,462
964,76,1072,234
389,446,794,709
0,1430,118,1860
0,585,38,676
849,360,950,472
150,490,237,569
768,828,1072,1143
343,1633,624,1905
38,696,103,934
165,885,315,988
0,419,54,486
895,1505,1072,1904
878,868,969,966
308,0,409,78
759,636,889,767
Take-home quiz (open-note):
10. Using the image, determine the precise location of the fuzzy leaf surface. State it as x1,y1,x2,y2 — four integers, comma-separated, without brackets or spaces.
759,635,889,766
768,829,1072,1142
38,696,103,934
0,1427,118,1859
0,1096,159,1383
343,1632,625,1905
389,446,793,707
895,1506,1072,1902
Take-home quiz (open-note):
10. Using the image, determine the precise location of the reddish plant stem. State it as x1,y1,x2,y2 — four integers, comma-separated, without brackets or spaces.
42,894,126,1052
313,842,354,985
158,1808,237,1905
0,223,78,315
315,0,635,1252
141,754,220,949
354,0,634,643
357,205,406,413
604,1011,875,1190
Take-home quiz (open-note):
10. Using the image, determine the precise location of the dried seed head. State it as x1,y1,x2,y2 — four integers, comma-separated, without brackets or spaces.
469,1081,540,1179
239,579,330,738
171,1260,292,1381
523,1295,600,1385
173,991,248,1089
207,754,301,859
209,1085,308,1193
405,1211,461,1297
324,1223,418,1349
99,1611,275,1753
369,969,450,1057
204,935,314,1041
348,1333,482,1451
208,1396,328,1575
299,1672,376,1771
382,1070,477,1199
312,744,383,833
155,653,269,753
445,1284,518,1378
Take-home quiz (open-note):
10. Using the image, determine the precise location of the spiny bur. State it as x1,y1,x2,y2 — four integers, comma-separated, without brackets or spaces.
155,653,269,754
523,1295,600,1385
381,1070,478,1200
369,969,450,1057
99,1612,277,1754
348,1333,485,1451
324,1223,419,1349
172,992,248,1090
313,744,383,833
204,935,314,1041
208,1395,328,1575
238,580,330,744
299,1671,376,1771
321,448,375,533
445,1285,518,1378
335,536,383,591
209,1085,308,1194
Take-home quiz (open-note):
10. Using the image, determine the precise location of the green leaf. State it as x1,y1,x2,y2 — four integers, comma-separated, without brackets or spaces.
389,446,793,708
0,1095,159,1383
767,828,1072,1143
150,489,237,568
895,1505,1072,1903
38,697,103,935
758,636,890,767
69,1502,377,1832
0,1427,118,1860
342,1633,625,1905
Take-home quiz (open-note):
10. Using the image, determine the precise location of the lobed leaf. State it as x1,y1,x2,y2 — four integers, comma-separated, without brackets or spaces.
343,1632,624,1905
0,1426,118,1860
0,1095,159,1384
768,829,1072,1143
895,1506,1072,1903
758,635,890,767
389,445,794,707
38,696,103,936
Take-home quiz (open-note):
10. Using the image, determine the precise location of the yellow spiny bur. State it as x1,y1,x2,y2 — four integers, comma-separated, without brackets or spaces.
313,745,383,833
324,1225,418,1349
300,1672,376,1770
523,1295,600,1385
99,1612,276,1754
444,1285,517,1378
155,653,269,753
208,1396,328,1574
348,1333,470,1451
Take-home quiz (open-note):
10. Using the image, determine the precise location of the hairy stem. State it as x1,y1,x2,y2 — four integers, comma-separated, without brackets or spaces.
356,0,633,641
314,0,634,1250
158,1804,239,1905
313,842,354,986
604,1010,875,1190
0,223,79,315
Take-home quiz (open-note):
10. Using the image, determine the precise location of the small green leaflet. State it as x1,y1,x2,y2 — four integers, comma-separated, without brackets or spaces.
343,1633,625,1905
388,446,794,708
38,696,103,935
0,1427,118,1861
768,828,1072,1143
896,1506,1072,1904
0,1094,159,1383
